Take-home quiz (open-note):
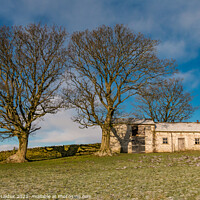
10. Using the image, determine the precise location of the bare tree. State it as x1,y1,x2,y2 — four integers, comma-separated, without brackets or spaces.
63,24,175,156
0,24,67,163
133,78,196,122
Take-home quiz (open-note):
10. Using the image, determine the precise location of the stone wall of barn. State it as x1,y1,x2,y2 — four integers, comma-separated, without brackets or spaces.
144,125,155,153
110,124,155,153
153,132,173,152
110,123,200,153
154,132,200,152
110,124,132,153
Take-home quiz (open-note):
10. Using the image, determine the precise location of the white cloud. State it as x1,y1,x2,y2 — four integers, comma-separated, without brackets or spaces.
157,41,186,60
173,69,200,89
0,0,114,31
0,144,18,152
177,3,200,34
156,40,198,61
1,0,200,61
29,109,102,146
0,110,102,151
127,0,200,61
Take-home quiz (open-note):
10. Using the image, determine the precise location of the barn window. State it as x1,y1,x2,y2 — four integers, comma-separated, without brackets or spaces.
132,126,138,136
163,138,168,144
195,138,200,144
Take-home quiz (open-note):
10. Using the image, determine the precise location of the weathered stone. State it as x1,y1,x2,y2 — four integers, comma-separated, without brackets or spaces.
110,119,200,153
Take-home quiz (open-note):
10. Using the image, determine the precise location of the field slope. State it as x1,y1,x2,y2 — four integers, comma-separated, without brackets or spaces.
0,151,200,200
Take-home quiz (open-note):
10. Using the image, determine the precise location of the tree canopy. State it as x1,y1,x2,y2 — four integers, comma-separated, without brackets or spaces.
63,24,175,155
0,24,67,162
132,78,196,122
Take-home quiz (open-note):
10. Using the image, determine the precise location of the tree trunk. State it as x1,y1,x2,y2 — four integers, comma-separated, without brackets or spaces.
6,134,29,163
96,127,112,156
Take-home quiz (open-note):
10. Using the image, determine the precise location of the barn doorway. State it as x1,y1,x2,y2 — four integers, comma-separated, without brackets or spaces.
178,138,185,151
131,126,145,153
132,136,145,153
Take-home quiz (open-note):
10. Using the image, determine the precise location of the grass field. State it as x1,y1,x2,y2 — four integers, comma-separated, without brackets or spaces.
0,151,200,200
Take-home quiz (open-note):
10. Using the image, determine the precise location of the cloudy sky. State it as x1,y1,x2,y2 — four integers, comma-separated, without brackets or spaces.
1,0,200,151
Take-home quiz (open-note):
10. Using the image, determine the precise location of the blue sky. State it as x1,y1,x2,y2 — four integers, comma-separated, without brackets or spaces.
1,0,200,151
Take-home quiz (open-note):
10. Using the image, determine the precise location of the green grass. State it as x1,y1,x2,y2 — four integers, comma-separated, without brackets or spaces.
0,151,200,200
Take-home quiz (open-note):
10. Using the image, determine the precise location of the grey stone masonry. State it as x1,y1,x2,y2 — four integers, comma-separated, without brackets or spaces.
110,119,200,153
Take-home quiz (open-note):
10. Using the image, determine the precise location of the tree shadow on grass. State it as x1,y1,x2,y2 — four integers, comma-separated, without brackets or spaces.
0,144,101,163
28,145,80,162
28,144,101,162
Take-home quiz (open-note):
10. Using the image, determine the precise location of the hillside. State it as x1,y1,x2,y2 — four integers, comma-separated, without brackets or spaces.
0,151,200,199
0,143,100,162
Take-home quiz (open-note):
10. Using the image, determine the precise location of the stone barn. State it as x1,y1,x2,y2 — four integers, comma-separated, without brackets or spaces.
110,119,200,153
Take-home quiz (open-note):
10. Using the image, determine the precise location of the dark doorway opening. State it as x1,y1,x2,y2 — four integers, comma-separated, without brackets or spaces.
131,125,145,153
132,126,138,136
132,136,145,153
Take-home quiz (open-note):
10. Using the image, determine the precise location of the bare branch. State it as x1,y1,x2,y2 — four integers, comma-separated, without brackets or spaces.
63,24,176,155
0,24,68,162
133,78,197,122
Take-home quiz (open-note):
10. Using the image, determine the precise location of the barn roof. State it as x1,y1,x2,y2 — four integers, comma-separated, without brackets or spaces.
155,122,200,132
113,118,155,125
113,118,200,132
